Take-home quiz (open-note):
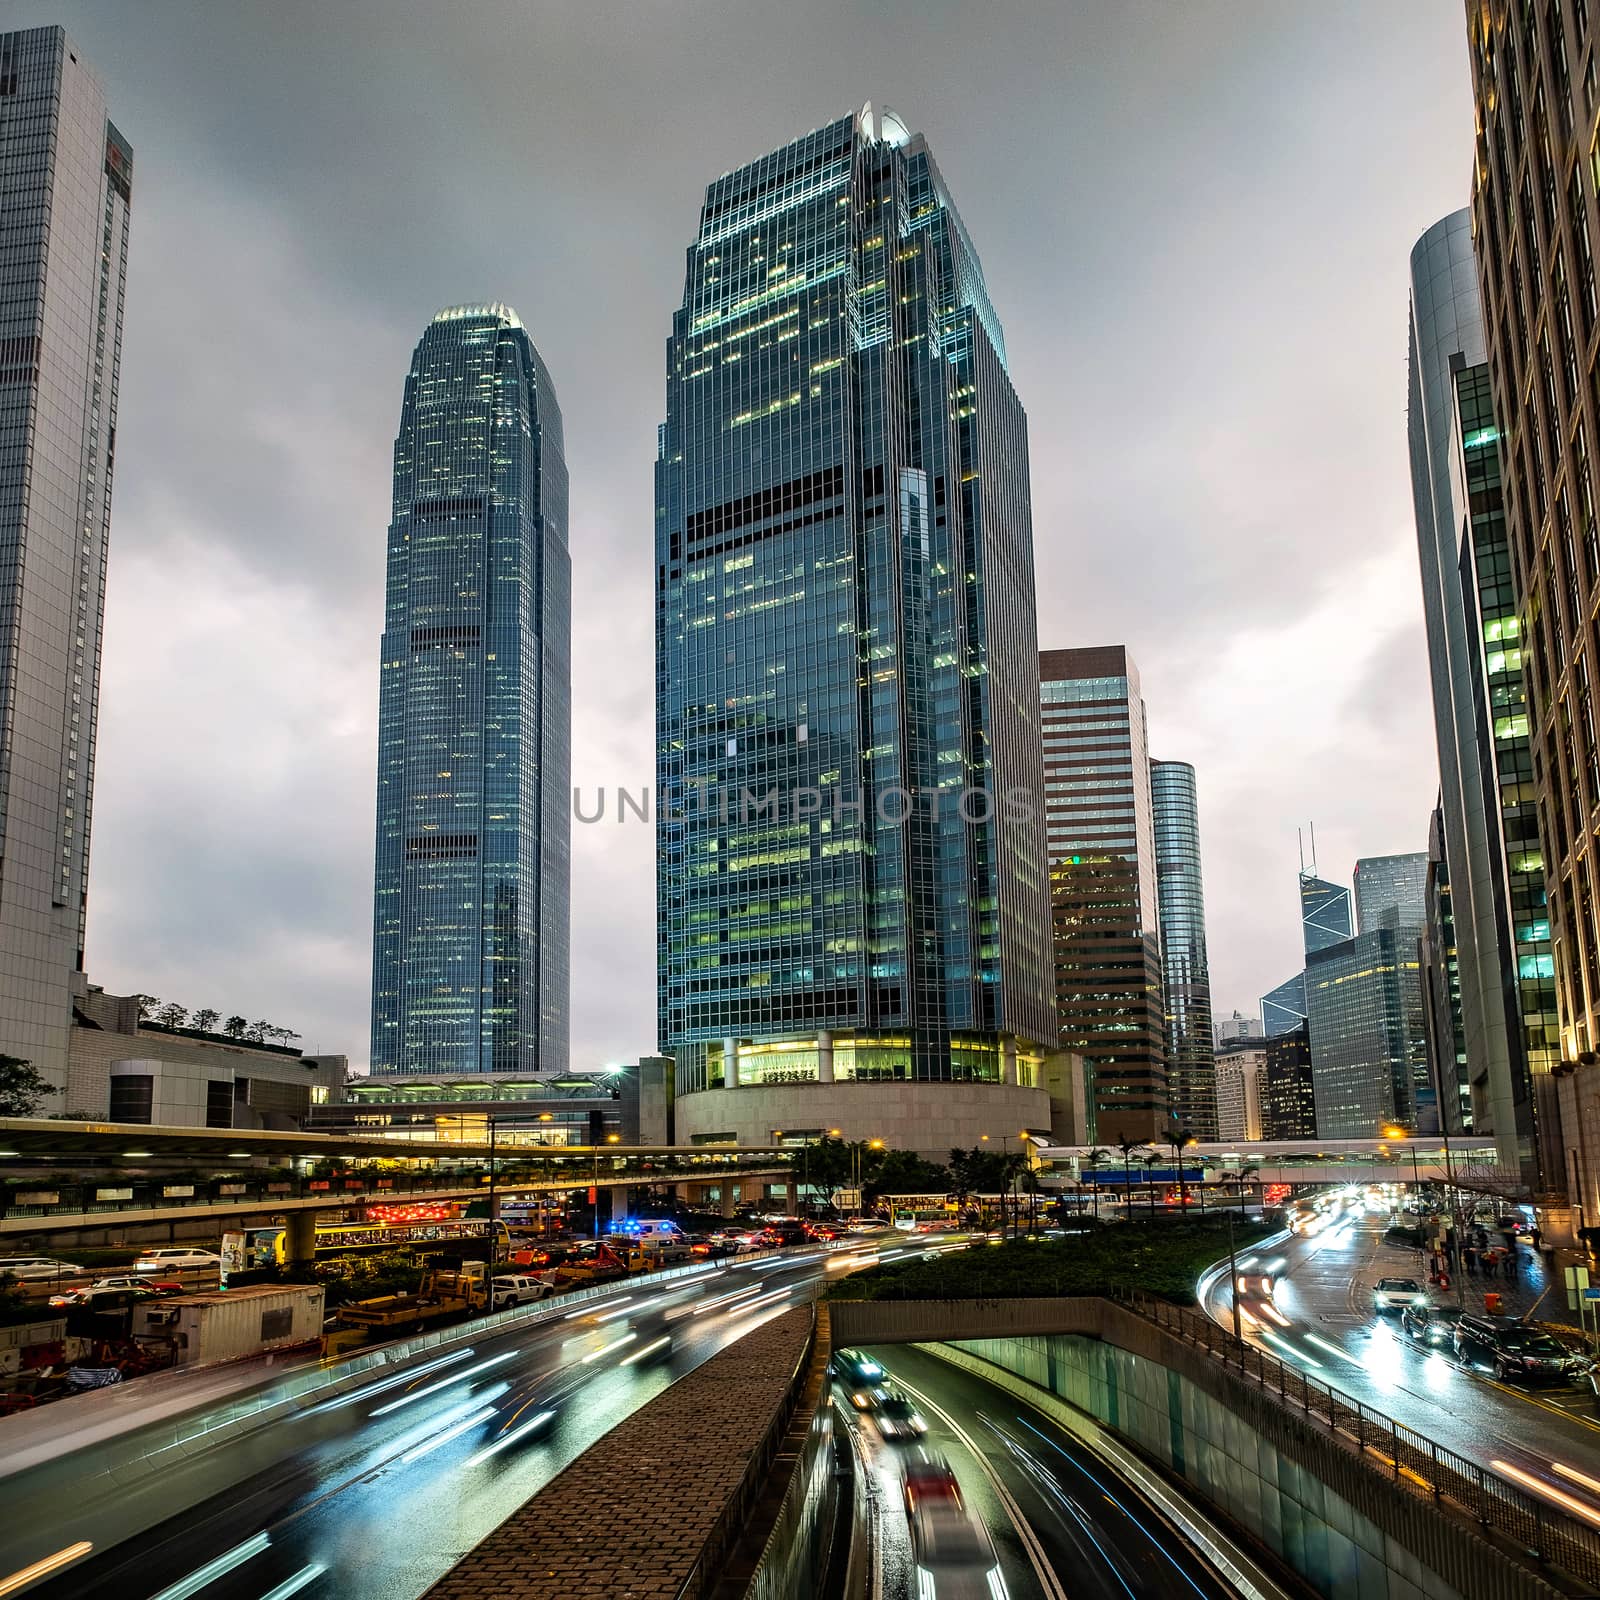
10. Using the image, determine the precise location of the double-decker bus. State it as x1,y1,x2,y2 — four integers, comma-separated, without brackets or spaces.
250,1218,510,1266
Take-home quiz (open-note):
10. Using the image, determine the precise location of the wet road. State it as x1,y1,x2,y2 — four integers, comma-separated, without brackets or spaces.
849,1345,1242,1600
1203,1192,1600,1529
4,1237,945,1600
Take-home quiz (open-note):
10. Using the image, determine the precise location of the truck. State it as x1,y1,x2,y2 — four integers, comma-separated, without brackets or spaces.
554,1243,630,1286
336,1266,489,1332
133,1283,325,1365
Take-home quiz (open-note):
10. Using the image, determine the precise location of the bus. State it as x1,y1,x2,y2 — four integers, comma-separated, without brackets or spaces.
250,1218,510,1266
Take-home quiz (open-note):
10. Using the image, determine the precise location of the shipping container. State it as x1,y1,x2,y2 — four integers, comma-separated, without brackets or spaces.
131,1283,324,1365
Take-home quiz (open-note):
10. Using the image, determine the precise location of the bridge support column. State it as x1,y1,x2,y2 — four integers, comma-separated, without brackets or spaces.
721,1183,737,1219
784,1182,798,1217
285,1210,317,1269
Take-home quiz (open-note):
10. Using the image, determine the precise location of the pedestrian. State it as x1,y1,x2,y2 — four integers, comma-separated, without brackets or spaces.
1483,1248,1498,1280
1530,1224,1544,1254
1444,1234,1458,1270
1464,1244,1479,1276
1504,1244,1520,1281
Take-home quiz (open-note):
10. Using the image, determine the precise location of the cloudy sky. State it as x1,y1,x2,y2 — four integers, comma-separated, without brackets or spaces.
25,0,1473,1064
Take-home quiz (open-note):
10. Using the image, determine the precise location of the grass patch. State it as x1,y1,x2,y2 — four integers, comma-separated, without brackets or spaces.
830,1219,1273,1307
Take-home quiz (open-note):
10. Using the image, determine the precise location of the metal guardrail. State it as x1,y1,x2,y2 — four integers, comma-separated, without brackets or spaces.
673,1304,821,1600
1119,1288,1600,1587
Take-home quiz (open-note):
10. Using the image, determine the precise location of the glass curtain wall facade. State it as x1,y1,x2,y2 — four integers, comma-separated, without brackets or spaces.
1301,875,1354,953
370,305,570,1077
0,29,129,1096
1040,645,1166,1140
1408,206,1553,1178
1263,1023,1316,1138
1421,803,1472,1132
1261,971,1309,1036
1151,759,1217,1140
1304,927,1430,1137
1354,853,1429,931
655,107,1056,1098
1465,3,1599,1178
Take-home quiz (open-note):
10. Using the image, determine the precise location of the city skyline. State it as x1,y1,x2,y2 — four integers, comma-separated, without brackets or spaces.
17,1,1472,1069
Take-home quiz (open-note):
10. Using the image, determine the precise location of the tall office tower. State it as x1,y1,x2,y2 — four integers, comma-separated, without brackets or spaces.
1300,873,1354,955
1213,1038,1266,1141
1410,197,1559,1184
1304,925,1430,1137
1041,645,1166,1141
1263,1023,1316,1138
1261,972,1308,1037
369,305,570,1078
0,29,130,1097
1421,804,1471,1132
1354,852,1429,931
1151,760,1217,1140
655,107,1057,1155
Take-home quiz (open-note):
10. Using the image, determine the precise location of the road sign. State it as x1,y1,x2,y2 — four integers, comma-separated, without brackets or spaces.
1583,1287,1600,1301
1567,1264,1591,1309
831,1188,861,1210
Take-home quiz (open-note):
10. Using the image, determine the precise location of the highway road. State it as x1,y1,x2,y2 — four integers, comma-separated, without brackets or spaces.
845,1345,1245,1600
2,1235,946,1600
1202,1190,1600,1531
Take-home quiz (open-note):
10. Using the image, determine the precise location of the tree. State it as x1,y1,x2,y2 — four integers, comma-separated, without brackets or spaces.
248,1019,272,1044
1082,1148,1112,1219
865,1149,948,1201
152,1002,188,1031
222,1016,248,1039
131,993,158,1023
0,1054,50,1117
190,1008,221,1034
1116,1139,1147,1206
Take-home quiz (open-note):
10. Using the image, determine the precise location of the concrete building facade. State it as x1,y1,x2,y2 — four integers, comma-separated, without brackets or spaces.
1213,1041,1266,1142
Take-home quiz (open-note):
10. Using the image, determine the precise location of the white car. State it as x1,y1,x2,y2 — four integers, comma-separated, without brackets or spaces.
488,1273,553,1310
134,1247,222,1272
1372,1276,1428,1314
0,1256,82,1282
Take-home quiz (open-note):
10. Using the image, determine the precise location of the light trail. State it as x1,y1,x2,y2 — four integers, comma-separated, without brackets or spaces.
147,1534,271,1600
0,1543,94,1598
1492,1460,1600,1526
306,1348,477,1414
465,1410,557,1467
397,1405,498,1465
370,1350,517,1415
581,1331,638,1364
621,1335,673,1365
258,1564,327,1600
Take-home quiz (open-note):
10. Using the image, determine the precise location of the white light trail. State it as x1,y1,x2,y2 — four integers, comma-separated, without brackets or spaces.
258,1565,327,1600
306,1348,477,1414
370,1351,517,1415
398,1405,498,1465
581,1332,638,1364
148,1534,271,1600
465,1411,556,1467
621,1336,672,1366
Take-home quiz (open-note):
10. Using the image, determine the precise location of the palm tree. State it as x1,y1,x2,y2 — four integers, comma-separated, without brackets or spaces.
1140,1150,1164,1215
1166,1124,1194,1210
1081,1147,1111,1219
1116,1139,1145,1212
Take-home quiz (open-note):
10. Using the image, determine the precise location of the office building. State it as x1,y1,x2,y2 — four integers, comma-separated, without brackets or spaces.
1420,805,1471,1133
1215,1011,1262,1046
655,107,1057,1156
1354,852,1429,932
1214,1039,1266,1141
369,305,570,1077
1301,873,1354,955
1151,760,1217,1140
0,29,130,1099
1263,1023,1316,1139
1261,972,1308,1037
1409,200,1559,1183
1041,645,1166,1141
1304,925,1429,1137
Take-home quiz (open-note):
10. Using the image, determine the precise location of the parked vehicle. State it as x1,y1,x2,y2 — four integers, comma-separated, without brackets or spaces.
1399,1304,1462,1350
136,1284,325,1364
488,1273,554,1311
134,1248,222,1273
337,1267,487,1331
0,1257,81,1282
1454,1314,1583,1382
49,1283,179,1310
89,1274,182,1293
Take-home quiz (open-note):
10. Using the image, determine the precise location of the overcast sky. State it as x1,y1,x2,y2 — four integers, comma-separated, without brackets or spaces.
24,0,1473,1064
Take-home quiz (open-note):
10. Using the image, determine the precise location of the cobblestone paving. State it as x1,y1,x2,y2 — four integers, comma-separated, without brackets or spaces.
422,1306,812,1600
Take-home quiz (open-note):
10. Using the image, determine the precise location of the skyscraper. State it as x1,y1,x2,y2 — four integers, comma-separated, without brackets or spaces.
1301,873,1354,955
1263,1023,1316,1139
369,305,570,1078
1261,972,1308,1037
1354,852,1429,931
1213,1039,1266,1141
1151,760,1217,1140
1409,197,1559,1182
655,107,1056,1153
1041,645,1166,1140
0,28,130,1096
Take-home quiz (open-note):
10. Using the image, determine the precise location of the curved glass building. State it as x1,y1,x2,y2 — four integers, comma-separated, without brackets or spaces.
1151,760,1217,1141
369,304,570,1077
655,106,1056,1148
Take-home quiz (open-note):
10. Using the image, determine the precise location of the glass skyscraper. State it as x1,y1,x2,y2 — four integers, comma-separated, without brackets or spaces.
370,305,570,1077
1354,852,1429,932
1040,645,1167,1141
1151,760,1217,1140
0,29,130,1097
656,106,1056,1122
1261,971,1308,1037
1301,874,1354,954
1407,205,1555,1180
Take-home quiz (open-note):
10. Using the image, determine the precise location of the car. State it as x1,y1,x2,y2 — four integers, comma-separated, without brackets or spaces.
49,1283,176,1311
903,1459,1004,1599
488,1273,553,1311
875,1392,927,1440
1399,1304,1463,1350
0,1256,82,1282
1371,1277,1428,1314
1454,1314,1583,1383
134,1248,222,1272
90,1274,178,1292
848,1383,891,1412
832,1348,886,1388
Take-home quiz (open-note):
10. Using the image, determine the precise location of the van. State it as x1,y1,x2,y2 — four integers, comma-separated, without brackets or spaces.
488,1273,554,1311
